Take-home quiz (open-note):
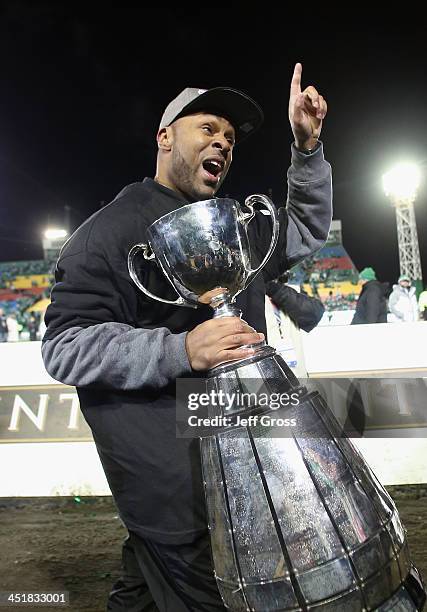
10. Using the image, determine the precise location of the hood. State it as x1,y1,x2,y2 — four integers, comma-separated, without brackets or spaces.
392,283,416,296
381,281,392,297
364,279,390,296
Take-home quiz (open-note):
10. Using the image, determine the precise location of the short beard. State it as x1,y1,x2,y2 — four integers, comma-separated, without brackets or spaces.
171,148,223,202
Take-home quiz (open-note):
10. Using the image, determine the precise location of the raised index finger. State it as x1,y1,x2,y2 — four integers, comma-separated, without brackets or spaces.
290,62,302,96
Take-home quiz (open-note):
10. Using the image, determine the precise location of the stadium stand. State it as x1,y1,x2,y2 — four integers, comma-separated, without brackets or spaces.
0,260,55,339
288,220,360,315
1,220,358,338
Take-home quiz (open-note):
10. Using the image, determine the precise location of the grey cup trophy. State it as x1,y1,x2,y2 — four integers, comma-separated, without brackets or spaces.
128,194,280,324
128,195,426,611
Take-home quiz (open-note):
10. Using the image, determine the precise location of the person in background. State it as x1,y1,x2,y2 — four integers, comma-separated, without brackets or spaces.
6,313,20,342
351,267,389,325
28,314,39,341
266,273,325,332
0,308,8,342
388,274,419,322
324,289,335,323
265,273,325,377
38,310,47,340
418,286,427,321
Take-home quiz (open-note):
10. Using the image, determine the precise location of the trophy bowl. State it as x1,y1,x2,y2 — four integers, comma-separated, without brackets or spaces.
128,195,279,313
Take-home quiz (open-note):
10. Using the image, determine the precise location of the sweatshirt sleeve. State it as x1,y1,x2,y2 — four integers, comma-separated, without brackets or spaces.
42,246,192,390
42,323,191,390
285,142,333,267
265,281,325,332
250,142,332,282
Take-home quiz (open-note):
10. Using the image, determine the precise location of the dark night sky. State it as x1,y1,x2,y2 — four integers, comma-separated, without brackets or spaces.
1,2,426,285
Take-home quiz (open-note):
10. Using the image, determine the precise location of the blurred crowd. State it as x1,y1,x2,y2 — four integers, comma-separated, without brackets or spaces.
296,267,427,325
0,308,47,343
0,258,426,344
0,259,54,343
323,292,358,311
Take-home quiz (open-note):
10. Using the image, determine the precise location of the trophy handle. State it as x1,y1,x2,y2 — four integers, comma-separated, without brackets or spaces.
240,194,280,289
128,243,194,308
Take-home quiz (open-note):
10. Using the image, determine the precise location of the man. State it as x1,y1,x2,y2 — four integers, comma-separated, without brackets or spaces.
6,312,20,342
266,273,325,333
351,267,389,325
389,274,419,322
265,273,325,377
28,314,39,341
0,308,8,342
42,64,332,611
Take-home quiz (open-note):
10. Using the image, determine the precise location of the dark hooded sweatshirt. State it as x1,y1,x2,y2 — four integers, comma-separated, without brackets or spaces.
41,144,332,544
351,279,390,325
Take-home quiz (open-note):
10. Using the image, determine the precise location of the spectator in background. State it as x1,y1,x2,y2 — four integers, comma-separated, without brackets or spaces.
419,287,427,321
6,313,20,342
266,274,325,332
265,273,325,377
38,310,47,340
388,274,419,322
326,290,334,323
351,267,389,325
0,308,7,342
28,314,39,341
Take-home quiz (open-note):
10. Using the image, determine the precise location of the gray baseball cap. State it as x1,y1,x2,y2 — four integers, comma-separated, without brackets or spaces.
158,87,264,144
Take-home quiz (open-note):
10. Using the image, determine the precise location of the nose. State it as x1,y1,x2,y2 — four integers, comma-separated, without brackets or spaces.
212,135,231,158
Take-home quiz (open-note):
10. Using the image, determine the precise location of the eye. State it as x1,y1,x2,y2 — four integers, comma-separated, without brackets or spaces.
202,125,213,134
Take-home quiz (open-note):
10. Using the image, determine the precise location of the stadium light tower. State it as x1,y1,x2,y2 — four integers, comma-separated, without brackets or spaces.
42,228,68,261
382,162,423,291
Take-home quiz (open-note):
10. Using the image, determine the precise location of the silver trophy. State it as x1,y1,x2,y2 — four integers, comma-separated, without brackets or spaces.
128,196,426,611
129,195,280,323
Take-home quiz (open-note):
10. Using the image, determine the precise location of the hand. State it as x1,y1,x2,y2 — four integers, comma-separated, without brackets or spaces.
185,316,264,371
197,287,228,305
288,62,327,151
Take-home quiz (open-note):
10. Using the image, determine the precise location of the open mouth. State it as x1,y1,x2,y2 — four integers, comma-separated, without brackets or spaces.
202,158,224,183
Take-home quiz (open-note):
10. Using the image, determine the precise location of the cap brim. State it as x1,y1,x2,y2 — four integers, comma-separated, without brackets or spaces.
172,87,264,144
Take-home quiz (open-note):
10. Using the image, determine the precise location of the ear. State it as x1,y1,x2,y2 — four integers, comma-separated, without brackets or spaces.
157,126,173,151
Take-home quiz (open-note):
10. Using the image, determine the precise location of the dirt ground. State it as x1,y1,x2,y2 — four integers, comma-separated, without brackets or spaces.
0,487,426,611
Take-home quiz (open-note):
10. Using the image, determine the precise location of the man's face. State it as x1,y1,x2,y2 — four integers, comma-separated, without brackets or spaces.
400,280,411,288
159,112,235,202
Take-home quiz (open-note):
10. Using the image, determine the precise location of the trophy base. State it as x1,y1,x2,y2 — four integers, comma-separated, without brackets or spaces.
201,346,427,611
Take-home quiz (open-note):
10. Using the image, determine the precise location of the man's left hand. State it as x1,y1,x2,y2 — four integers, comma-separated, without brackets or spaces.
288,62,327,151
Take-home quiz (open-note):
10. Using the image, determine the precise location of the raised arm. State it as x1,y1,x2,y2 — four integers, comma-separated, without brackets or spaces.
286,62,332,266
252,63,332,279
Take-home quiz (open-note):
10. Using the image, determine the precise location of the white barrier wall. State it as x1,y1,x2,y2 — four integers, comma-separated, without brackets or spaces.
300,321,427,487
1,442,110,496
0,341,111,495
301,321,427,376
1,323,427,496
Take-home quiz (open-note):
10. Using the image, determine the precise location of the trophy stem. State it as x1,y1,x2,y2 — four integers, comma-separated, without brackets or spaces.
210,292,241,319
208,292,277,375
